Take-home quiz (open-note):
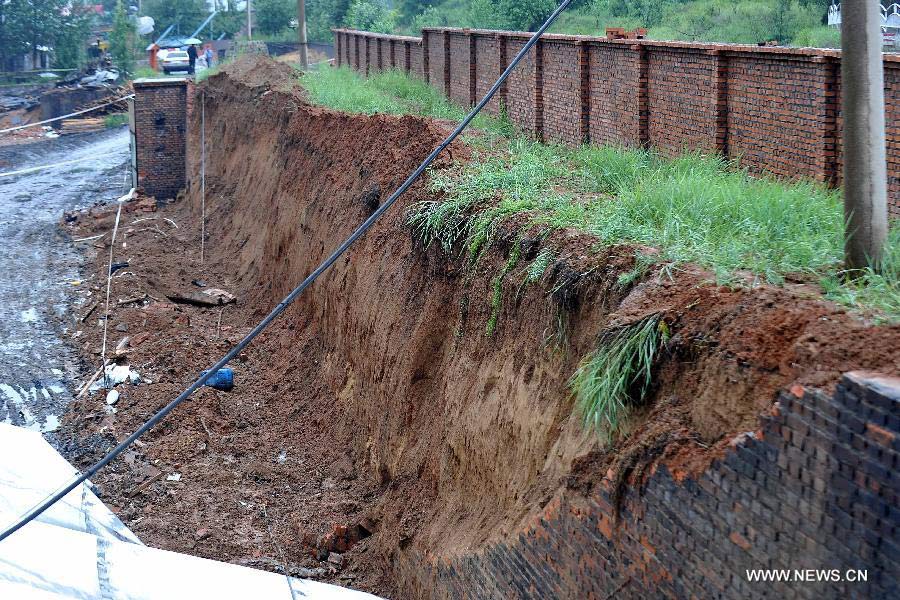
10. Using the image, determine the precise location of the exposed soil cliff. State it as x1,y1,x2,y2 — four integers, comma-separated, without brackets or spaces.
61,56,900,598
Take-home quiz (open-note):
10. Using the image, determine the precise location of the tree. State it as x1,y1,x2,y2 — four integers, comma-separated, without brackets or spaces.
0,0,28,70
14,0,71,67
142,0,209,37
210,0,248,39
54,7,93,68
110,0,135,74
255,0,294,35
344,0,396,33
499,0,557,31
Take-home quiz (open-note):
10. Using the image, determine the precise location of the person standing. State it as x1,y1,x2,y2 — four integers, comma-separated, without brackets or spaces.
187,44,198,75
204,46,214,69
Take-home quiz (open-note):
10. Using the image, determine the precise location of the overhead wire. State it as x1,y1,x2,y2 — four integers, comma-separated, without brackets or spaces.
0,0,574,544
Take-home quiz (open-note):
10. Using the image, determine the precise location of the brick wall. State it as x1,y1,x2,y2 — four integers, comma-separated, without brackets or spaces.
333,28,900,217
396,372,900,599
132,78,187,200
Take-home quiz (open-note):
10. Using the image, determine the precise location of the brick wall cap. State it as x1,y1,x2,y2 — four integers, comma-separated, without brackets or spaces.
844,371,900,402
331,28,421,43
335,27,900,63
134,77,188,88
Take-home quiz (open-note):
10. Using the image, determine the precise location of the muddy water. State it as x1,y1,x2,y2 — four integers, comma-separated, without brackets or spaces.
0,129,129,439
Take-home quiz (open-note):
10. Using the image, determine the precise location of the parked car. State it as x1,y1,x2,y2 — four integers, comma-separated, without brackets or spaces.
161,50,190,74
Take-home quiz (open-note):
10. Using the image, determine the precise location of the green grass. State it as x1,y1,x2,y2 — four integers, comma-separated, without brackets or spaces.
300,66,511,137
104,113,129,128
301,66,899,323
571,314,670,436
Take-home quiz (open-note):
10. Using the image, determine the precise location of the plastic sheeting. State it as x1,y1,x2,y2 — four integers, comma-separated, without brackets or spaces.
0,423,139,545
0,424,382,599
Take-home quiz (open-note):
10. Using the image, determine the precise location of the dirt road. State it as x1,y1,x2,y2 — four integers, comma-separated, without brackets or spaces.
0,129,129,438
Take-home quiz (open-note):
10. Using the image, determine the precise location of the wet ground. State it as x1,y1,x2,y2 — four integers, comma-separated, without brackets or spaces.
0,128,129,439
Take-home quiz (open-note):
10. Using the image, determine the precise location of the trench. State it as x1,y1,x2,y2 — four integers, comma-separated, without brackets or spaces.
60,58,900,599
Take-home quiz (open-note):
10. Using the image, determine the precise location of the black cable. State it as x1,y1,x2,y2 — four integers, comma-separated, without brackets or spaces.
0,0,574,544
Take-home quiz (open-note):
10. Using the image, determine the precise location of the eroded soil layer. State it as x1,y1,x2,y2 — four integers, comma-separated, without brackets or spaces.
60,57,900,598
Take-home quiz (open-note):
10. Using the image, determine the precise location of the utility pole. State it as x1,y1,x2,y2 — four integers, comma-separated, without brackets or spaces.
841,0,889,271
298,0,309,69
247,0,252,40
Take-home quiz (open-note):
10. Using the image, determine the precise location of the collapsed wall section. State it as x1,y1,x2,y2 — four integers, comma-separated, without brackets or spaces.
408,373,900,599
334,28,900,217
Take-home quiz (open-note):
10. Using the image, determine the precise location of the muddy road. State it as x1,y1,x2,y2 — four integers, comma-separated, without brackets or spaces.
0,128,129,438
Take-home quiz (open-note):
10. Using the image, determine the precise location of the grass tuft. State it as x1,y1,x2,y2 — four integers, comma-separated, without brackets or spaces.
486,241,522,336
570,314,670,436
304,65,900,322
104,113,129,128
821,226,900,321
300,66,510,137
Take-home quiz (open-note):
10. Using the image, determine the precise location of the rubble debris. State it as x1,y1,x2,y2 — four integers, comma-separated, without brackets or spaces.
89,363,141,392
167,288,236,307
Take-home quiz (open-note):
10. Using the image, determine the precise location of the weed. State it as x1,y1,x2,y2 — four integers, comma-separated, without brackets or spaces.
524,248,555,285
570,314,670,437
616,252,656,289
300,66,509,137
306,65,900,322
822,226,900,321
486,241,522,335
104,113,128,128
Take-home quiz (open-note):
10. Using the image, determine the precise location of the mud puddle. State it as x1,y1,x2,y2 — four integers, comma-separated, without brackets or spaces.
0,128,129,440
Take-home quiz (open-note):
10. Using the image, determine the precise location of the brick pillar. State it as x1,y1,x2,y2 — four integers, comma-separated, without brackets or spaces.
468,31,477,106
709,49,729,156
443,31,451,97
634,43,650,148
535,39,544,142
578,40,590,143
335,32,342,67
498,34,508,110
818,55,840,186
423,30,430,84
376,37,383,71
133,78,187,200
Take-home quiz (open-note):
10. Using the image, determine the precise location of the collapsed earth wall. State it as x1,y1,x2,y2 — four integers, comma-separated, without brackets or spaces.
334,27,900,218
170,58,900,598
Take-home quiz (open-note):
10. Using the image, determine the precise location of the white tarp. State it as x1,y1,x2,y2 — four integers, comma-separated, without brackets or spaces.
0,424,383,599
0,423,139,544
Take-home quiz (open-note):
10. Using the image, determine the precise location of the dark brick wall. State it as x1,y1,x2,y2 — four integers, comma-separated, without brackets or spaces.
648,46,719,154
884,65,900,218
726,54,827,181
588,41,643,148
542,38,584,145
410,41,424,80
504,35,539,136
471,32,503,115
425,30,448,95
448,31,472,107
396,372,900,599
333,28,900,215
133,78,187,200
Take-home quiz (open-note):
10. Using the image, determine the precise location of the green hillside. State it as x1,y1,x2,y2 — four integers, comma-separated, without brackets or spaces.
328,0,839,48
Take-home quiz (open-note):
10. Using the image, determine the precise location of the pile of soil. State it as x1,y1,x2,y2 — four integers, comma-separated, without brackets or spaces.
58,55,900,598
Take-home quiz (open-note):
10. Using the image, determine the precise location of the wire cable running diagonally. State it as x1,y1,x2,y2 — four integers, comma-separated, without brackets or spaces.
0,0,574,544
0,94,135,135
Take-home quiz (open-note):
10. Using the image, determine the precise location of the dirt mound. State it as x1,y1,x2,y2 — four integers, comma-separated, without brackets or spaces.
59,57,900,598
212,53,306,95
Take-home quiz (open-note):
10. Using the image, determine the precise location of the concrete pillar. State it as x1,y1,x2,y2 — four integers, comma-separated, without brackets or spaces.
841,0,889,271
132,78,188,200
